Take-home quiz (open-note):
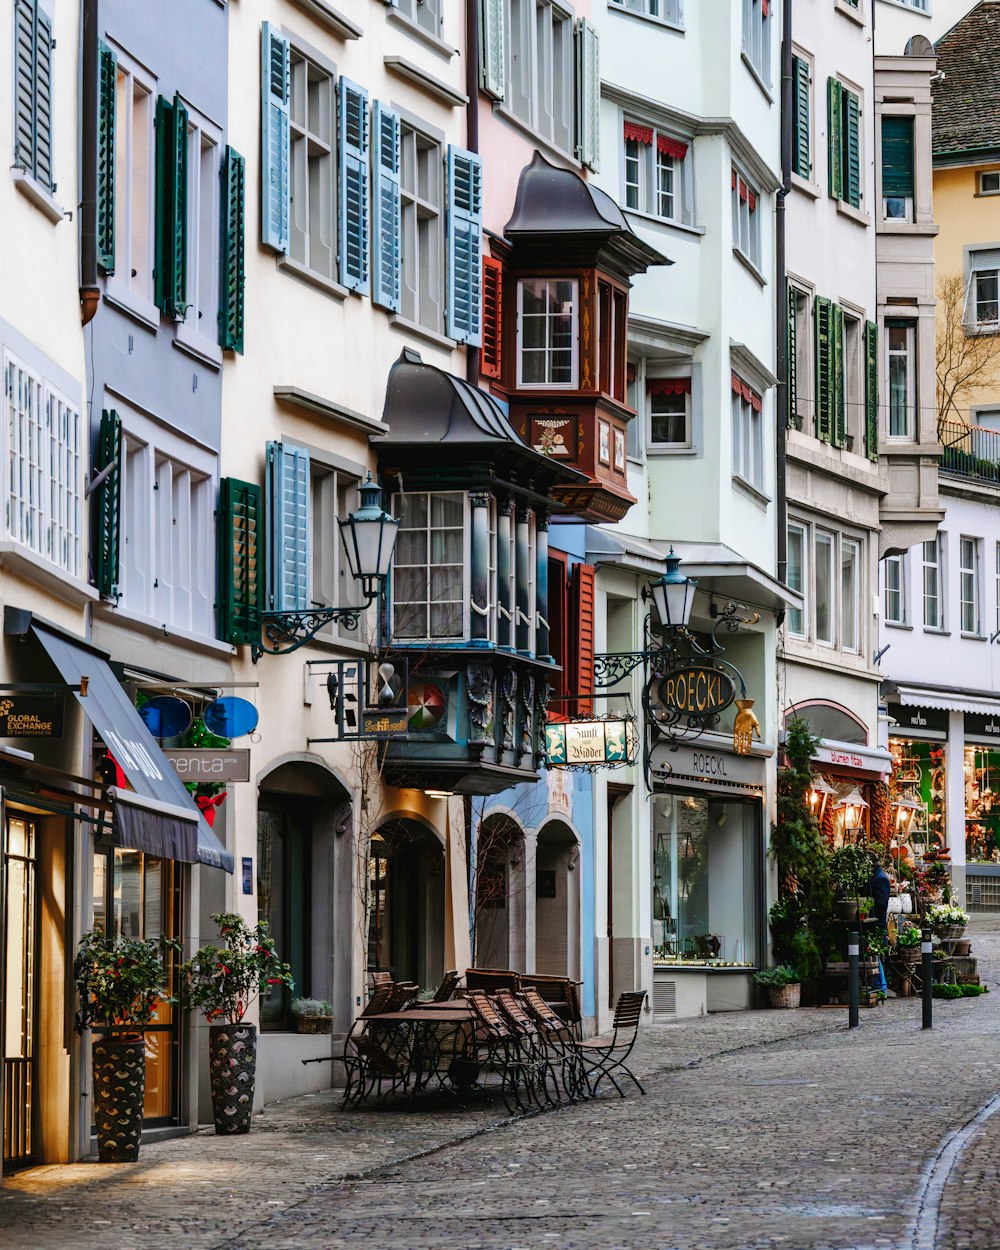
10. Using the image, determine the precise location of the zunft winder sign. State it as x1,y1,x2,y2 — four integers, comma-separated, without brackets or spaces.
545,717,640,768
655,666,736,718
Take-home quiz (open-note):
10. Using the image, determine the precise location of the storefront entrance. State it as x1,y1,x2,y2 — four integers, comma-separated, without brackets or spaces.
3,814,38,1166
368,821,445,990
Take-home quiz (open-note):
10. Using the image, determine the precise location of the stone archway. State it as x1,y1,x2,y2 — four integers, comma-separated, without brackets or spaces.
474,813,526,970
368,818,446,990
534,819,581,980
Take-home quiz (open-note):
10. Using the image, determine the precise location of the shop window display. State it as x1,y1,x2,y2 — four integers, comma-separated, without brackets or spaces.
965,746,1000,863
888,738,945,857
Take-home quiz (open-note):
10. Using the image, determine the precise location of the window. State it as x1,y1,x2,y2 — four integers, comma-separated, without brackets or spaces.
828,78,862,209
884,553,906,626
3,352,81,578
841,537,860,652
177,108,221,360
960,537,981,635
610,0,683,22
517,278,578,388
392,491,466,640
396,0,444,37
787,522,807,636
648,379,691,448
789,286,811,426
731,373,764,490
108,51,156,315
13,0,54,193
922,535,943,629
731,167,761,269
967,249,1000,329
626,361,641,457
815,530,835,645
741,0,770,85
257,805,310,1029
995,542,1000,635
288,47,335,282
979,171,1000,196
887,320,915,438
622,122,690,223
311,464,363,642
506,0,574,156
792,55,811,180
400,123,444,331
598,280,628,400
843,313,862,449
881,115,914,222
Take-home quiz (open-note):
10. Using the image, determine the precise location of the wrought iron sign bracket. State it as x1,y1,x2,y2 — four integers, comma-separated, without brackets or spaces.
252,591,378,662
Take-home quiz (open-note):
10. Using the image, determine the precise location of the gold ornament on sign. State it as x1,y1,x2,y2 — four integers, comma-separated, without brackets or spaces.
733,698,761,756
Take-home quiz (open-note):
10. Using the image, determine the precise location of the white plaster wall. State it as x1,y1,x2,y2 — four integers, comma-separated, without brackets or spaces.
873,0,977,55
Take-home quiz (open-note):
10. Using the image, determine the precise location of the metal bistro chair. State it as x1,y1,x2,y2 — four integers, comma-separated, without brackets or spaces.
494,989,557,1108
520,987,587,1102
341,982,403,1106
432,969,461,1002
465,989,528,1114
574,990,647,1099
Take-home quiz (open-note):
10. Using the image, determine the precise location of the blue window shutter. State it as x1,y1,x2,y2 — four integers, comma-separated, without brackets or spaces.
446,145,483,346
339,77,370,294
371,102,401,313
575,19,600,172
265,442,311,613
479,0,506,101
260,22,290,254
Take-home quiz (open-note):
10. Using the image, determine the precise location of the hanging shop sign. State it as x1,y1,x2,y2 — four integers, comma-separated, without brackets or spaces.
964,713,1000,742
545,716,640,769
306,657,411,744
655,666,736,719
138,695,193,740
892,706,949,736
163,748,251,783
0,695,63,738
203,697,259,739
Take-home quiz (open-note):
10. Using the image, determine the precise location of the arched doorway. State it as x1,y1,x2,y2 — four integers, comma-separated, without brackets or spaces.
534,820,580,980
368,819,445,990
473,814,525,970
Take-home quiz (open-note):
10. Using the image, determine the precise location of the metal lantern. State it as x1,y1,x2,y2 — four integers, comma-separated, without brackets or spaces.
835,786,869,831
338,474,400,596
893,793,923,837
649,547,698,631
807,773,834,823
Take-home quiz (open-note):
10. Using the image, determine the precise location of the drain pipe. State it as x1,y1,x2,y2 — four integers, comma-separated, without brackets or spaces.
775,0,793,590
80,0,100,325
465,0,480,386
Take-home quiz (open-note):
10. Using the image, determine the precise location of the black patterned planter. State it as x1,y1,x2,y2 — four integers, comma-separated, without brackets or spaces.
209,1023,257,1134
92,1035,146,1162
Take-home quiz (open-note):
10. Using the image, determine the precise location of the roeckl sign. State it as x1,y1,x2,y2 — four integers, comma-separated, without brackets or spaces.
656,666,736,718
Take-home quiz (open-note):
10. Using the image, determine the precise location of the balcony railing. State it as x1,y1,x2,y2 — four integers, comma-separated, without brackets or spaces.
940,420,1000,486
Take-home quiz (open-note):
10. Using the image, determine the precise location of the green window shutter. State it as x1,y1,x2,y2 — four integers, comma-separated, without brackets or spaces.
219,146,246,353
265,442,311,613
786,283,797,428
575,18,600,172
831,303,846,448
479,0,506,101
814,296,832,442
154,94,188,320
261,22,290,253
827,78,843,201
218,478,261,645
864,320,879,462
371,102,401,314
792,57,810,179
844,89,861,209
446,144,483,346
98,42,117,273
95,409,123,600
339,77,370,295
881,115,914,199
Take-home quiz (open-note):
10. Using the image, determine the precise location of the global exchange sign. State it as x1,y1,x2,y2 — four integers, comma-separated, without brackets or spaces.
655,665,736,719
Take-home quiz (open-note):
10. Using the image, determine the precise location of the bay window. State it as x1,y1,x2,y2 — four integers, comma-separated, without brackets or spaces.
517,278,578,388
392,491,466,640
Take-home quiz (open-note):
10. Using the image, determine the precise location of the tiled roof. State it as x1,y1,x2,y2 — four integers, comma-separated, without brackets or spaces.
933,2,1000,157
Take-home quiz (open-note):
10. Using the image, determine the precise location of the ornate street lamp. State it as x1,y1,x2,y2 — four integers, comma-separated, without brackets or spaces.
254,475,399,659
649,547,699,631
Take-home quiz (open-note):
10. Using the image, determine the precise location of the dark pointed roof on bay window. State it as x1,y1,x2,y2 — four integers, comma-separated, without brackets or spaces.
503,152,670,275
374,349,586,498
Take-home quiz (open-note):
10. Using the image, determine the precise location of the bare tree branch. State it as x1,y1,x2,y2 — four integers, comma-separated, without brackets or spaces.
936,274,1000,438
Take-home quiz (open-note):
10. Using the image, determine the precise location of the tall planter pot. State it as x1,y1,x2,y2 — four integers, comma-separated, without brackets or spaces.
92,1034,146,1162
209,1023,257,1134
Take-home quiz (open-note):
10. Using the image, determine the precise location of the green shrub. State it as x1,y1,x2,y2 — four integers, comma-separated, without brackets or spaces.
291,997,332,1017
829,845,872,897
932,983,963,999
753,964,799,989
960,984,988,997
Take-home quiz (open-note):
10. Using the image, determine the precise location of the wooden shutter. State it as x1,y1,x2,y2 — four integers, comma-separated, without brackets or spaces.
339,77,370,294
446,145,483,345
845,89,861,209
218,478,261,644
881,115,914,198
481,256,504,379
265,442,311,613
95,409,123,601
14,0,54,191
371,102,401,313
480,0,506,101
33,6,53,190
814,296,832,443
219,146,246,353
864,320,879,462
570,563,596,716
575,19,600,172
261,22,290,253
831,303,846,448
154,94,188,319
827,78,843,201
547,550,570,697
792,56,810,179
97,42,117,273
786,283,797,428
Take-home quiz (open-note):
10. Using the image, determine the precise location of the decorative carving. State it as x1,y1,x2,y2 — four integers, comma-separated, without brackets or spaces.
581,272,592,389
333,800,353,838
518,672,535,760
467,664,495,743
534,677,552,766
499,668,518,755
733,699,761,756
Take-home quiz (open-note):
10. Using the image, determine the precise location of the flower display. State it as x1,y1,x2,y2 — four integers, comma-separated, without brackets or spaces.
926,903,969,927
180,912,294,1024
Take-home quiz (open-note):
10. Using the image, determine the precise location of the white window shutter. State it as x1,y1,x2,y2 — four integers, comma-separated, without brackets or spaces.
575,19,600,172
479,0,506,102
266,441,311,613
446,145,483,346
260,21,290,253
371,102,401,313
339,77,370,294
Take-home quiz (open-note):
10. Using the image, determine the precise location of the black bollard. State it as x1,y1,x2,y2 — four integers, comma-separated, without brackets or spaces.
922,927,933,1030
848,929,860,1029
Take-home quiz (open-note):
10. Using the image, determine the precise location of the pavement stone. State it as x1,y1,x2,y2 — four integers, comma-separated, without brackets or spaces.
4,925,1000,1250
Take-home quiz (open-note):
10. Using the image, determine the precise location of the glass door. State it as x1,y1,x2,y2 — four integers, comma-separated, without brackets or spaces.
3,815,38,1166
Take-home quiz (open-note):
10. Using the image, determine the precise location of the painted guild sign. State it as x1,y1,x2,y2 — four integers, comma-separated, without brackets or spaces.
163,749,251,783
0,696,64,737
656,666,736,718
546,718,639,768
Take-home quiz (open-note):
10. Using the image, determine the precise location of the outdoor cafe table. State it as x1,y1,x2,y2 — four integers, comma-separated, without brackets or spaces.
365,1008,477,1097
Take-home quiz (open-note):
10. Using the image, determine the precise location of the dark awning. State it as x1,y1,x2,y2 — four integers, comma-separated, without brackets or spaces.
22,617,233,872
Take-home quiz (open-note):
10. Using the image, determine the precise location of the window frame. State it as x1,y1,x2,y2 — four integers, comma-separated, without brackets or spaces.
285,39,337,288
978,171,1000,197
840,536,861,654
881,113,914,223
174,101,222,366
741,0,771,89
886,319,916,440
842,310,863,450
966,248,1000,331
516,276,580,390
504,0,576,158
814,529,836,647
399,117,445,334
310,460,366,644
731,377,764,492
621,120,692,227
390,489,470,643
922,534,944,631
395,0,445,38
731,164,762,271
608,0,683,26
648,383,692,450
960,535,982,636
786,521,807,637
883,552,906,626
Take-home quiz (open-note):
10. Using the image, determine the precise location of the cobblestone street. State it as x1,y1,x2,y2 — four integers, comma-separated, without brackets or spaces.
5,925,1000,1250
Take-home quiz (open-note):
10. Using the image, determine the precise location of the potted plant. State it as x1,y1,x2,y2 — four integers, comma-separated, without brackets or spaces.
829,844,873,922
73,930,174,1163
857,896,874,921
893,920,924,968
926,903,968,940
753,964,801,1009
180,913,294,1135
291,997,333,1035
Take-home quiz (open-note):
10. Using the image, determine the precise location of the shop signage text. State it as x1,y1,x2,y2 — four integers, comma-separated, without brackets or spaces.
546,718,639,767
656,666,736,718
0,696,63,738
649,741,766,788
828,749,865,769
965,714,1000,739
163,748,251,782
